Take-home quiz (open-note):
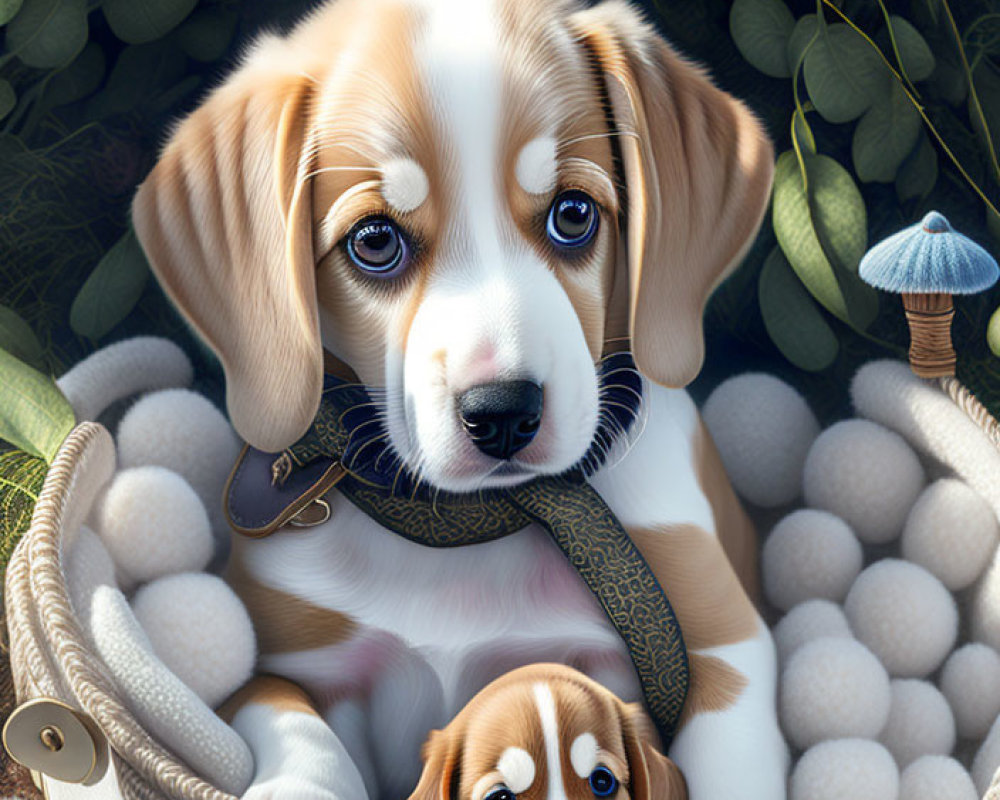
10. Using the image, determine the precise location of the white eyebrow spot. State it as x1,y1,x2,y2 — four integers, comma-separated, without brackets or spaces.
516,137,558,195
498,747,536,794
533,683,567,800
570,733,598,779
380,158,429,212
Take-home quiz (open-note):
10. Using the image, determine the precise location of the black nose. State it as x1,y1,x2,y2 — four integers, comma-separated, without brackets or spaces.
458,380,543,460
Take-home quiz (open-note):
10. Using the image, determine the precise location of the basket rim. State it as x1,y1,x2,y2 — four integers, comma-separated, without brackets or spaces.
7,421,237,800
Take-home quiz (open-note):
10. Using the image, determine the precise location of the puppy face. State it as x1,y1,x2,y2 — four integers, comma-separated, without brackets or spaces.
408,664,686,800
132,0,773,491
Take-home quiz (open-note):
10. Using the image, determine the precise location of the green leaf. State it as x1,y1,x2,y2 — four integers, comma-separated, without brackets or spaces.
772,150,879,329
787,14,819,72
759,246,839,371
84,41,186,119
175,8,237,63
852,82,922,183
69,230,150,340
0,449,48,579
0,0,23,25
989,304,1000,357
888,15,935,82
46,41,105,107
896,132,938,202
804,22,888,123
729,0,795,79
0,80,14,121
5,0,88,69
0,348,74,462
0,306,43,368
932,58,968,107
102,0,198,44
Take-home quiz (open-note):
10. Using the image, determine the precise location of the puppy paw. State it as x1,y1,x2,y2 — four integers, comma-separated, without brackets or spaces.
242,777,355,800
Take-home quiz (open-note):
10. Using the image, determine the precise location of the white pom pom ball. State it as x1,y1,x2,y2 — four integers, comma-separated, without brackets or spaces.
803,419,925,544
940,644,1000,740
844,560,957,677
94,466,213,589
773,600,853,664
790,739,898,800
701,373,819,508
900,756,976,800
902,479,999,591
973,715,1000,795
117,390,240,533
131,573,256,708
780,637,891,750
763,510,863,611
879,680,955,768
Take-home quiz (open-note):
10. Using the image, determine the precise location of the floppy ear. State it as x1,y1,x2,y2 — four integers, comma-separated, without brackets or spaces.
407,728,463,800
570,2,773,387
620,703,688,800
132,38,322,452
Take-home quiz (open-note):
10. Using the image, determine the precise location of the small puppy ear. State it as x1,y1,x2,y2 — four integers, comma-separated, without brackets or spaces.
132,38,322,452
620,703,688,800
407,728,462,800
570,2,773,387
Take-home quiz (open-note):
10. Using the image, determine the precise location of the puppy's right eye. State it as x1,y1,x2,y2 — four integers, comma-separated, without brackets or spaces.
345,216,408,277
484,786,516,800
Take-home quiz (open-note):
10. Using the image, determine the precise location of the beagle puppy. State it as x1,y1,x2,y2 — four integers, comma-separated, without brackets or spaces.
408,663,687,800
131,0,786,798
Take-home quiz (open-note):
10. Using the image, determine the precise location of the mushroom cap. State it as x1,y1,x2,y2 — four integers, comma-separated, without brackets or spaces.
859,211,999,295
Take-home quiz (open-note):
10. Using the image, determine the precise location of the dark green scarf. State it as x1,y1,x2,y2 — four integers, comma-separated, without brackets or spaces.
236,358,689,747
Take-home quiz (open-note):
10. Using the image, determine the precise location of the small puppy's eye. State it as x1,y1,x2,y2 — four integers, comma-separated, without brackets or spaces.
484,786,516,800
547,190,599,249
588,766,618,797
346,217,408,277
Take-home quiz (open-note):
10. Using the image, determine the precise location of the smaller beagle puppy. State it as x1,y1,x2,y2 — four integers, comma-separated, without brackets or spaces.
409,663,686,800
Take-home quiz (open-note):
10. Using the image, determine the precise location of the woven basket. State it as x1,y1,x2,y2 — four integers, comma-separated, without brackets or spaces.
3,421,236,800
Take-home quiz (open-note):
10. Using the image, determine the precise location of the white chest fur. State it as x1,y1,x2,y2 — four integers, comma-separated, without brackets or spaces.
242,383,711,710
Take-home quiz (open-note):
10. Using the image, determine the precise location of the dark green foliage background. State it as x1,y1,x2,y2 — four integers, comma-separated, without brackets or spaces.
2,0,1000,541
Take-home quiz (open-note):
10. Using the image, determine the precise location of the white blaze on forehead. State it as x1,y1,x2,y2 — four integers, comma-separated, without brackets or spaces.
381,158,430,212
570,733,599,779
516,137,558,195
416,0,502,265
533,683,568,800
498,747,536,794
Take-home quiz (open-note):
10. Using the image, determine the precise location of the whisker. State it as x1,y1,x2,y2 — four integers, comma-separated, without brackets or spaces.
559,129,640,149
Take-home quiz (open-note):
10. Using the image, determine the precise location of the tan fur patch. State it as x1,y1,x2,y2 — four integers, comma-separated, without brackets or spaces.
692,420,760,601
626,525,759,652
217,674,318,723
226,542,357,655
680,654,748,726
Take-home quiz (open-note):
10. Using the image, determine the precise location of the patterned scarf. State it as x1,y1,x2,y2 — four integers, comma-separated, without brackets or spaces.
227,353,689,747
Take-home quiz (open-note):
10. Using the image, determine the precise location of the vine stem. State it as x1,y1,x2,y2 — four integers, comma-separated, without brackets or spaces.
940,0,1000,186
820,0,1000,220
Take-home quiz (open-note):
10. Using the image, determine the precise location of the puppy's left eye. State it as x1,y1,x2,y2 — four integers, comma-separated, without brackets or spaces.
547,190,599,249
346,217,408,277
588,766,618,797
484,786,516,800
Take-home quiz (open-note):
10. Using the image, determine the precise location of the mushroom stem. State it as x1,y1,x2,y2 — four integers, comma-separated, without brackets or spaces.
902,291,956,378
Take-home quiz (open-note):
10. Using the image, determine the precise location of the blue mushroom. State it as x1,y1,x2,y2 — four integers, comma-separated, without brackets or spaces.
859,211,1000,378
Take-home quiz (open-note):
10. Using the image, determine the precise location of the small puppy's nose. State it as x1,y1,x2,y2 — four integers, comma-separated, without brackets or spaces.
458,380,543,460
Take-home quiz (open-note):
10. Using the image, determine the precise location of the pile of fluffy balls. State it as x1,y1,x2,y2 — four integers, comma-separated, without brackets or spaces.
54,338,1000,799
704,362,1000,800
56,338,258,795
